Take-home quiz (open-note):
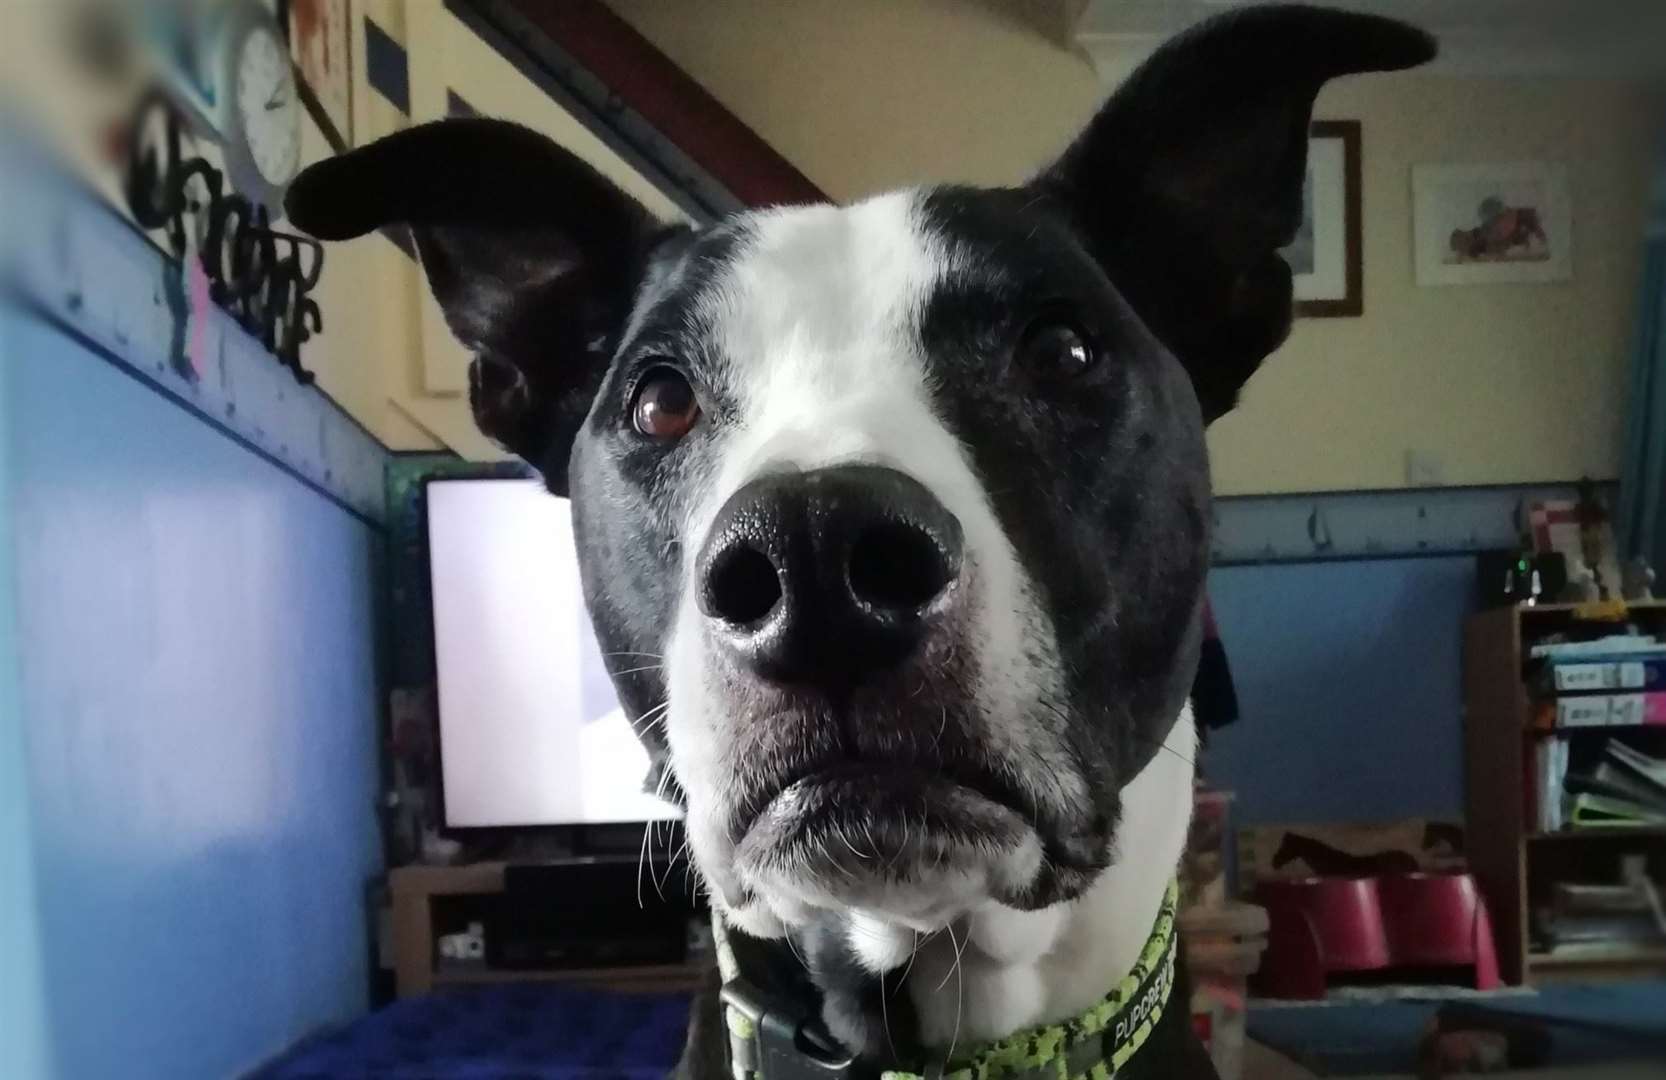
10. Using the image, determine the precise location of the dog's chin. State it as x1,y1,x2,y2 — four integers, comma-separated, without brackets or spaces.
724,765,1082,934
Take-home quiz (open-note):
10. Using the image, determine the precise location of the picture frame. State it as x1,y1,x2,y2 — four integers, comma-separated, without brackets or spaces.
1283,120,1362,318
287,0,353,151
1412,161,1571,285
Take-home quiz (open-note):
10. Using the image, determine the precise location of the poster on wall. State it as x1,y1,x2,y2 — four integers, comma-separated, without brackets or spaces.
288,0,353,147
1281,121,1363,318
1413,162,1572,285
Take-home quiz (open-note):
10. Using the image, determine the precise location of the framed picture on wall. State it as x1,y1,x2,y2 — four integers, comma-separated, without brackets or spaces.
1412,162,1571,285
1282,120,1362,318
287,0,353,149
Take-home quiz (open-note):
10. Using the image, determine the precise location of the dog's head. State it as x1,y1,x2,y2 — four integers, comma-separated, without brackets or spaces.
292,6,1430,940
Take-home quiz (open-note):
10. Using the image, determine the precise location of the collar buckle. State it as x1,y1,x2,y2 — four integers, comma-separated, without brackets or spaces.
721,976,860,1080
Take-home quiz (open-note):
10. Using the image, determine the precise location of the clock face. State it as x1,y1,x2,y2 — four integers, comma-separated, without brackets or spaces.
232,24,300,190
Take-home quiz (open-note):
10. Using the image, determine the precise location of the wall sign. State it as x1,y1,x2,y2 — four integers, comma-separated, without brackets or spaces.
286,0,354,150
1282,121,1363,318
124,93,323,384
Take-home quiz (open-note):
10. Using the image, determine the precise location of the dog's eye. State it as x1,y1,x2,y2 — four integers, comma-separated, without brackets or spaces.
1016,317,1097,378
632,367,701,441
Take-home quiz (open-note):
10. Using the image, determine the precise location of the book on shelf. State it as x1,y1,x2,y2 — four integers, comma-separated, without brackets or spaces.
1534,909,1665,947
1539,654,1666,694
1538,871,1666,951
1529,634,1664,661
1551,880,1651,914
1531,691,1666,730
1567,791,1666,827
1610,739,1666,788
1565,761,1666,816
1537,737,1666,832
1533,736,1569,833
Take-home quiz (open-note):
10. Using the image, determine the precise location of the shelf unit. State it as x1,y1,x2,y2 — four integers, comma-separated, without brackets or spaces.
1463,601,1666,985
390,862,704,998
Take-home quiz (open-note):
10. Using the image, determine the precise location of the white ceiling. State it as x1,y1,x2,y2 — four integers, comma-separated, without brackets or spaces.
1075,0,1666,81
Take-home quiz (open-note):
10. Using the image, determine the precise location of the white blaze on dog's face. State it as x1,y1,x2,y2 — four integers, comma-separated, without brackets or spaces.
284,5,1435,1059
662,194,1091,937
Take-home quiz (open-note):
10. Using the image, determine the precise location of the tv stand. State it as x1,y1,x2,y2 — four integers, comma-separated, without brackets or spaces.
390,862,706,997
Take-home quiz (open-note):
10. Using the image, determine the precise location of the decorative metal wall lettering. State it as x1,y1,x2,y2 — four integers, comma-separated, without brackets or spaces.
123,92,323,384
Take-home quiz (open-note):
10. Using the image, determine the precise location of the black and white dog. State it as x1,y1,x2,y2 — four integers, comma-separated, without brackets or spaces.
290,6,1432,1076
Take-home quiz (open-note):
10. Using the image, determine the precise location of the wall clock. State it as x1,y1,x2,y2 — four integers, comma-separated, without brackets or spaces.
140,0,302,213
217,1,303,212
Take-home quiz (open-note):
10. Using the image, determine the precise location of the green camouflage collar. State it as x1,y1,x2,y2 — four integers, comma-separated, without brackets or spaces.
717,881,1180,1080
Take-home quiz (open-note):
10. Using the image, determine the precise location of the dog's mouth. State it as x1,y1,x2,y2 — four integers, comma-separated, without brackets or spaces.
727,764,1033,926
720,759,1107,927
730,759,1033,848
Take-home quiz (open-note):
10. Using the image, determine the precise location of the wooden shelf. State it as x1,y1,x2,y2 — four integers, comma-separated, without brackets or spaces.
1518,600,1666,616
1463,605,1666,987
1528,942,1666,969
1531,725,1666,735
432,962,705,992
1528,826,1666,840
390,862,704,998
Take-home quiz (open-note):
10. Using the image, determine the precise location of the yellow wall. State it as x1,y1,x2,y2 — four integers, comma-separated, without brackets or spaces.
313,0,691,460
608,0,1661,494
611,0,1100,198
1216,76,1657,494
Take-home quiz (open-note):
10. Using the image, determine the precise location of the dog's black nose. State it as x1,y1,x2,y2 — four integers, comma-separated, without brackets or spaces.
697,465,964,683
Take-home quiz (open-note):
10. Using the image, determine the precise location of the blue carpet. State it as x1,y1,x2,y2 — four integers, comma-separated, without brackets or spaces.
1248,982,1666,1075
257,984,693,1080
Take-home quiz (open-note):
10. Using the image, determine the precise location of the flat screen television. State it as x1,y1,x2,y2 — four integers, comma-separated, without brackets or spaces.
426,477,681,829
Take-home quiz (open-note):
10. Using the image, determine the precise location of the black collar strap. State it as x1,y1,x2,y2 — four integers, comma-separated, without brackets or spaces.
714,882,1180,1080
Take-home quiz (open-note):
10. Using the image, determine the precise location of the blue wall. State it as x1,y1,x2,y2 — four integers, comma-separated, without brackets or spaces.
3,313,384,1079
1,317,53,1080
1203,557,1475,826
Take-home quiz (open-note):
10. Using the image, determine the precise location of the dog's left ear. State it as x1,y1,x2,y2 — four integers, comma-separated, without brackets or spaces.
1033,5,1434,422
286,119,670,490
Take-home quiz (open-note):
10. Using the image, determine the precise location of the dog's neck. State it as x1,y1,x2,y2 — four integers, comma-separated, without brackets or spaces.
896,706,1196,1051
739,706,1196,1061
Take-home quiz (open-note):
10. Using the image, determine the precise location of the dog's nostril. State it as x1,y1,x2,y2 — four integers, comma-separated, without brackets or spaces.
707,546,783,625
848,522,954,613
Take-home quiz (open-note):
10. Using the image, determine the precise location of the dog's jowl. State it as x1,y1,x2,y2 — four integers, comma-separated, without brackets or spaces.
288,5,1434,1076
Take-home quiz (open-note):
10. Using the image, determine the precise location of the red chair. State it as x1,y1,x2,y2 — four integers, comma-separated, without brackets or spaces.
1254,877,1391,998
1252,872,1499,998
1378,872,1501,989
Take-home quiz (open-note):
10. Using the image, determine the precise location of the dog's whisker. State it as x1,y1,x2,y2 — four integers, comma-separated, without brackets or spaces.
898,927,922,984
885,813,911,872
608,663,664,676
1125,725,1198,769
783,928,810,973
932,920,971,995
835,824,871,862
649,821,672,903
651,825,676,894
652,762,676,801
941,922,967,1067
861,821,883,862
631,700,671,732
635,819,652,910
599,651,665,660
880,967,900,1064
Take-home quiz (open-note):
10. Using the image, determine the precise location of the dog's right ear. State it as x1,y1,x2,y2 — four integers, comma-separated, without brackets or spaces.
1031,5,1434,423
286,119,669,488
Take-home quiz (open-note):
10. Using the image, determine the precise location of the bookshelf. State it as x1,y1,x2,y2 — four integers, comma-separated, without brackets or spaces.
1463,601,1666,984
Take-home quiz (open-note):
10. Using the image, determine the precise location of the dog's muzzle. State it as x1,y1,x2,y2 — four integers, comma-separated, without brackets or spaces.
696,464,964,684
